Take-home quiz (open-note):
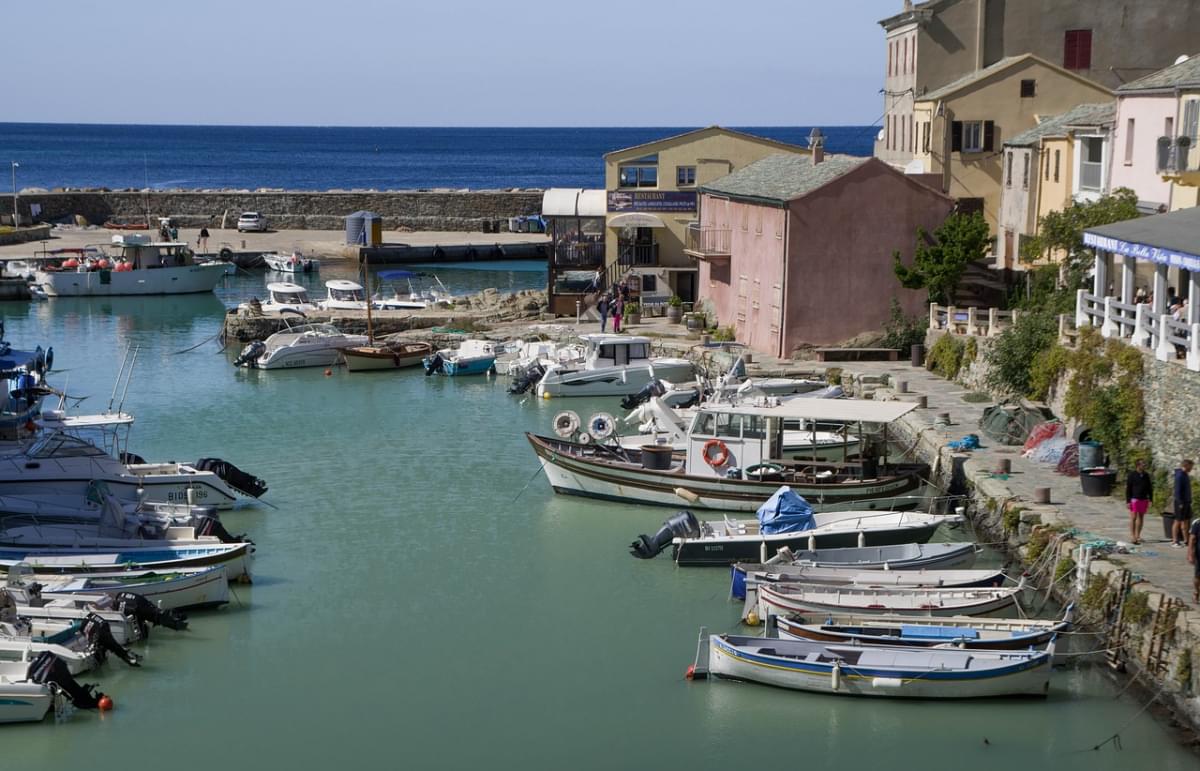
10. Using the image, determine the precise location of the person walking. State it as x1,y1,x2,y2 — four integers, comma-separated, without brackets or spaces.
1172,459,1193,547
597,294,610,333
1189,511,1200,602
198,226,210,253
1125,459,1152,545
612,293,624,334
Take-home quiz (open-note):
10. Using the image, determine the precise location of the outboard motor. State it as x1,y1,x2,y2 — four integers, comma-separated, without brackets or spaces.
82,613,140,667
620,379,667,411
234,340,266,367
27,651,105,710
194,457,269,498
424,352,444,377
119,451,147,465
630,510,701,559
508,362,545,395
114,591,188,636
191,514,247,544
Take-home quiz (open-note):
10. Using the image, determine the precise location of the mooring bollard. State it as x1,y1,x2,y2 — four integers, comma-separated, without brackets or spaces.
896,380,909,393
910,343,925,367
916,395,928,409
995,458,1012,474
935,411,951,426
1034,487,1051,504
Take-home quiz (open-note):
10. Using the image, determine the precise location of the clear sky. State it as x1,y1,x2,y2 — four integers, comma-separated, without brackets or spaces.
3,0,899,126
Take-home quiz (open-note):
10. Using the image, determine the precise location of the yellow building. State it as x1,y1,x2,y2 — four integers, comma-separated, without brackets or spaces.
911,54,1112,242
599,127,808,306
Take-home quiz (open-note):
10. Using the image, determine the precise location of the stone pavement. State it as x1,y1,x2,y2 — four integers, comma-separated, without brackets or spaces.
840,359,1198,606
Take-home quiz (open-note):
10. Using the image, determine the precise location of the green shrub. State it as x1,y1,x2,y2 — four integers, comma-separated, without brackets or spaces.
1054,558,1076,583
926,334,964,379
962,336,978,367
1122,591,1150,626
1002,505,1025,534
1062,328,1145,470
667,295,683,307
985,309,1058,396
711,325,735,342
1079,575,1110,616
1027,344,1069,401
825,367,843,386
879,298,926,353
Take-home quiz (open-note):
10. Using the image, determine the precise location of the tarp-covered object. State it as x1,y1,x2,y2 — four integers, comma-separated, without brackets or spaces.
756,486,815,534
979,404,1055,446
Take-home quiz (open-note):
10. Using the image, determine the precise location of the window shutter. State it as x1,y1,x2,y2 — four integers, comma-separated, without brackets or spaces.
983,121,995,151
951,121,963,152
1078,31,1092,70
1064,32,1077,69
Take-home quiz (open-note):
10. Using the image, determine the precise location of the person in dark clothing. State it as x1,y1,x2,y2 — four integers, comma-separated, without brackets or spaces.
1172,459,1194,547
1188,515,1200,602
597,294,610,333
1125,459,1152,544
198,227,210,252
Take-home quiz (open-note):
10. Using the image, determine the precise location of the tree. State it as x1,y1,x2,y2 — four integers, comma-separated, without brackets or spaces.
1019,187,1139,271
893,211,991,305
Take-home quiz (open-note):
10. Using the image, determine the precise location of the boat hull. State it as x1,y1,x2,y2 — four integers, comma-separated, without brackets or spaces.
341,344,431,371
35,264,227,297
675,522,947,567
537,359,696,398
774,615,1065,650
528,433,928,513
707,636,1052,698
756,583,1020,619
44,566,231,611
0,683,52,723
0,473,239,510
0,542,254,582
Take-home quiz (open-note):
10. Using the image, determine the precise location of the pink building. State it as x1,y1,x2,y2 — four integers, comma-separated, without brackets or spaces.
688,148,955,357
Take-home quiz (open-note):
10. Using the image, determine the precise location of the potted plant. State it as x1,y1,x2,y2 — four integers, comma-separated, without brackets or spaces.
624,302,641,325
685,312,705,332
666,295,684,324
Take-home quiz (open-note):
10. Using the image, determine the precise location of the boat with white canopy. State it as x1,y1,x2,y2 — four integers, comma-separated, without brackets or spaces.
33,234,228,297
535,334,697,398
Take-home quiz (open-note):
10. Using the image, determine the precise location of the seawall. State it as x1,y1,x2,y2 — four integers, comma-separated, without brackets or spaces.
11,190,543,232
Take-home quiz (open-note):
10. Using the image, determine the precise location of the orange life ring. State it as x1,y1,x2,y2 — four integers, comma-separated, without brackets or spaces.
702,439,730,468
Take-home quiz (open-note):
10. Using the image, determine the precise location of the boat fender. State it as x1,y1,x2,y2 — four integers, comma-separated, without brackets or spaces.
674,487,700,503
552,411,581,438
760,541,768,563
26,651,106,710
857,531,866,548
831,661,841,691
701,439,730,468
807,534,816,552
219,247,233,261
871,677,903,689
587,412,616,440
629,510,701,559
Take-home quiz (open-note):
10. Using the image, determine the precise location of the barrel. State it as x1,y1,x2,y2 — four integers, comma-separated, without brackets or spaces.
1080,468,1117,497
910,343,925,367
641,445,674,471
1078,440,1104,470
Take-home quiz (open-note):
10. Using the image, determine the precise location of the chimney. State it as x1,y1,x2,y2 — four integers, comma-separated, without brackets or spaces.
808,127,825,165
904,0,913,10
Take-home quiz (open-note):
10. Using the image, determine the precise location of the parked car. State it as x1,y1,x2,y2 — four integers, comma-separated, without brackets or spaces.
237,212,268,232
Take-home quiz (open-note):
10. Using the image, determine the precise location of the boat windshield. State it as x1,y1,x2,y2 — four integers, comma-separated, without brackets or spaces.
330,288,364,301
26,432,107,459
689,412,766,439
272,291,309,304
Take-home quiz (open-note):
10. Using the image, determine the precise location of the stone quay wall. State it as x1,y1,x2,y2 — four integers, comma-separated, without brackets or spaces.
12,190,544,231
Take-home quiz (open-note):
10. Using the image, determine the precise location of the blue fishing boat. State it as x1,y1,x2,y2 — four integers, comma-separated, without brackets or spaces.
0,332,52,431
424,339,498,377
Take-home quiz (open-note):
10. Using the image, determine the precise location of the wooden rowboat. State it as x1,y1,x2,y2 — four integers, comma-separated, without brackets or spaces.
771,606,1072,650
340,341,433,372
752,579,1026,621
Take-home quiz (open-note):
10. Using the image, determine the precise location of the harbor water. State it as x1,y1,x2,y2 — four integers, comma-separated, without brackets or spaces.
0,269,1195,770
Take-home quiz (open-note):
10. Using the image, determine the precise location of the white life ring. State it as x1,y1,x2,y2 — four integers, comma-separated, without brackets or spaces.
553,410,581,438
588,412,617,440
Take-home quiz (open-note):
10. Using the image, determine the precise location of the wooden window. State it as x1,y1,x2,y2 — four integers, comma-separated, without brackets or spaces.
888,41,894,77
675,166,696,187
902,39,908,75
1005,151,1013,187
922,121,930,153
1054,149,1061,182
1022,152,1030,189
1044,151,1050,181
909,115,914,152
953,120,994,153
1020,79,1036,98
1124,118,1135,165
1064,29,1092,70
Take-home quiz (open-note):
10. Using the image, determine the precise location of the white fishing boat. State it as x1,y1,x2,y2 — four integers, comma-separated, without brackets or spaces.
264,250,319,274
504,340,588,394
8,563,230,611
0,678,55,723
33,234,228,297
237,282,319,315
528,399,928,513
0,540,252,580
693,631,1054,699
318,279,371,310
423,339,500,376
754,579,1026,620
0,640,99,676
535,335,697,399
234,321,368,369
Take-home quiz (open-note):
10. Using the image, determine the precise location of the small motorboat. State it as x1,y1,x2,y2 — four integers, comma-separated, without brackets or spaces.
771,605,1073,650
753,578,1026,621
340,340,433,372
318,279,369,310
264,250,319,274
6,562,230,611
740,566,1008,591
630,488,961,566
372,270,452,310
535,334,697,399
0,651,113,722
423,339,499,377
234,321,368,369
728,542,980,600
238,282,319,316
691,630,1055,699
0,540,252,580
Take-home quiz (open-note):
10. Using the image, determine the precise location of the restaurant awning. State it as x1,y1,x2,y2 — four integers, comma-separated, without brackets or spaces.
1082,206,1200,272
608,212,666,229
542,188,607,217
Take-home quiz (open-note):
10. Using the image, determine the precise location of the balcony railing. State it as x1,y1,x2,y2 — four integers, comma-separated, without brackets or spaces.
552,240,605,267
683,223,732,259
617,240,658,266
1156,135,1199,176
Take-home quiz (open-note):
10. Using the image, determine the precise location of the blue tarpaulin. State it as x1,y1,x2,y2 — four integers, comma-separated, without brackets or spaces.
756,486,815,534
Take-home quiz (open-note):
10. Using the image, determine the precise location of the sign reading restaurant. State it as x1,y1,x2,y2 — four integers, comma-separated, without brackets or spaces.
607,190,697,213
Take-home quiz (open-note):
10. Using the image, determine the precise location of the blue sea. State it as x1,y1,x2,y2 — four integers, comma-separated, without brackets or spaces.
0,124,877,191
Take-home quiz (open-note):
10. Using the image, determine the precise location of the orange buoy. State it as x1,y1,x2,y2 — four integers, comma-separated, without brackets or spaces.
98,695,114,711
324,369,333,377
685,664,696,680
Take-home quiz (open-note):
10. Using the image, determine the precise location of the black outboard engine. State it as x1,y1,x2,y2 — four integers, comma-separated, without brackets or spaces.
508,362,545,395
234,340,266,367
27,651,105,710
194,458,269,498
424,352,444,376
630,510,701,559
114,591,188,636
119,451,147,465
620,379,667,411
192,514,247,545
81,613,140,667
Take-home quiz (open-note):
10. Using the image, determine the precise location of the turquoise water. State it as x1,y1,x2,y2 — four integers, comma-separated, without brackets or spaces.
0,282,1195,770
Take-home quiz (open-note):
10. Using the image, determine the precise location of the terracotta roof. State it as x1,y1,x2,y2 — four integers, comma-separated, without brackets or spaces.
1117,55,1200,92
699,154,870,204
1004,103,1115,147
603,126,807,160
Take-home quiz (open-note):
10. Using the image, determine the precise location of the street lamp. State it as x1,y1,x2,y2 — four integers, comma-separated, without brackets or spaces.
10,162,18,227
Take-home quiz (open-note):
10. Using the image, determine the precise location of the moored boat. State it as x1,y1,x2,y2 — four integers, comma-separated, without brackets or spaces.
423,339,499,377
13,564,230,611
535,334,697,398
264,250,319,274
340,341,433,372
0,540,253,582
693,630,1054,699
771,606,1072,650
33,234,227,297
753,579,1026,621
234,321,368,369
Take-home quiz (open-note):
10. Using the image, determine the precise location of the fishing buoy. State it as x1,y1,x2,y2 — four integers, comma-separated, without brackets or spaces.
673,487,700,503
324,368,333,377
685,664,696,680
831,661,841,691
745,609,760,626
542,392,551,399
98,695,114,711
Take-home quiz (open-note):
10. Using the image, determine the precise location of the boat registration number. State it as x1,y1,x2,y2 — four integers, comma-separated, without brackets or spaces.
167,488,208,501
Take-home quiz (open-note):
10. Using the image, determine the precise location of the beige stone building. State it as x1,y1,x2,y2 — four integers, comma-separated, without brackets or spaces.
910,54,1112,240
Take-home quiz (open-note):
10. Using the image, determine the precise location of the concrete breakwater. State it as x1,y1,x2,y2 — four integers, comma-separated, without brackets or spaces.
13,190,543,232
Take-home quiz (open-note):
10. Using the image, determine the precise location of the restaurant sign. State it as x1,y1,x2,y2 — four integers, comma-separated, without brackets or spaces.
1082,232,1200,273
607,190,697,213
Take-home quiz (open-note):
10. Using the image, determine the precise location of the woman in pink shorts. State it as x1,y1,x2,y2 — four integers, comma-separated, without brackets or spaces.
1125,459,1153,545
